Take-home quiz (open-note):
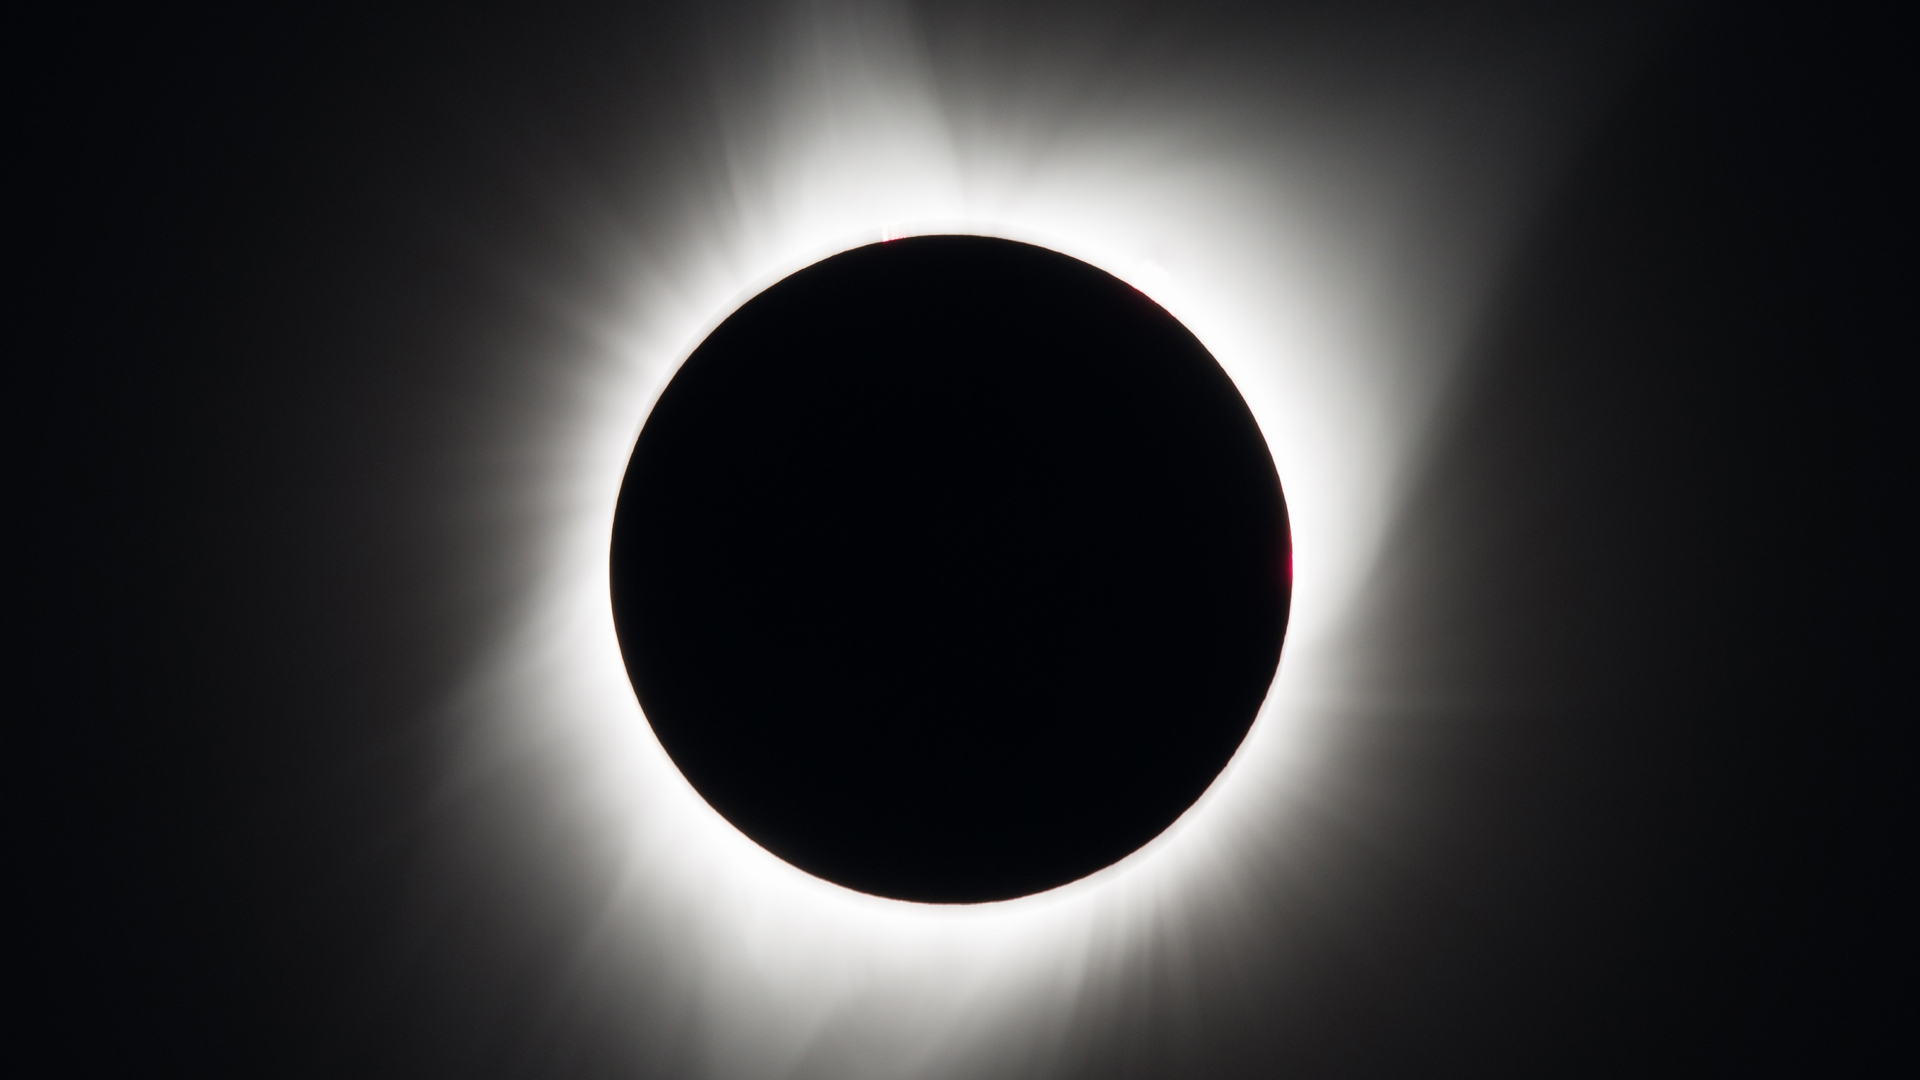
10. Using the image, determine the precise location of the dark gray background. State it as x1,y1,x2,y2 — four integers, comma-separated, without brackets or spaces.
17,2,1907,1076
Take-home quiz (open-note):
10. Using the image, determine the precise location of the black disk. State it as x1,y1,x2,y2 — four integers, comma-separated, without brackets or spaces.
611,236,1289,903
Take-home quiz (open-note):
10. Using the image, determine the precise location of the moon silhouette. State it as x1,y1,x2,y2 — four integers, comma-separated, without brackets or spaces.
611,236,1290,902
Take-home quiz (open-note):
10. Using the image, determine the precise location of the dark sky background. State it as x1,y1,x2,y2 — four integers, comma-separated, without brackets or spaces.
19,2,1908,1077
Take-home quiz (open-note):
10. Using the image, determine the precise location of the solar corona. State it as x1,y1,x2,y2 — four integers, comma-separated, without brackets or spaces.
427,5,1633,1075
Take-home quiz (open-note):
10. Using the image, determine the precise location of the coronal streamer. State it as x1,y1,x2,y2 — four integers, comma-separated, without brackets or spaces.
435,4,1644,1076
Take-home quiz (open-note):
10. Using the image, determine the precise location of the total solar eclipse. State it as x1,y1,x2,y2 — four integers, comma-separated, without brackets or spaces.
611,236,1289,903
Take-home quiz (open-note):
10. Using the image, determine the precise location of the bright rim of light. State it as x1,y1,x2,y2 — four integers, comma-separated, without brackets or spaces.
439,4,1625,1077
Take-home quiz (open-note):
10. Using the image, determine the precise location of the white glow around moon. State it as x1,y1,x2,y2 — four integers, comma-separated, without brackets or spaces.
431,4,1648,1077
